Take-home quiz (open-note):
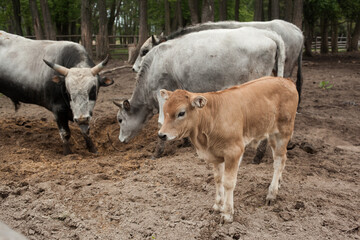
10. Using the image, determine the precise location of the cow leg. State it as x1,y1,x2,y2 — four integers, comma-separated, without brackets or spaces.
221,151,244,223
79,126,97,153
212,162,225,212
253,139,268,164
55,114,72,155
266,134,290,205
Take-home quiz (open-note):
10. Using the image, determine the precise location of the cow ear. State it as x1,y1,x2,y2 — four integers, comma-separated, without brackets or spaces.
99,76,114,87
151,35,158,45
192,96,207,108
123,100,131,111
159,89,172,100
52,75,64,84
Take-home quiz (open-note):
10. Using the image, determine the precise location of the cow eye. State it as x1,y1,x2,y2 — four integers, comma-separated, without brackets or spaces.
118,119,122,124
89,86,97,100
177,111,185,118
142,50,149,56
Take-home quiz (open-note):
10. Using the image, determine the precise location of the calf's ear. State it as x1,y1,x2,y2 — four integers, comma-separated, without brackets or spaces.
191,96,207,108
99,76,114,87
159,89,173,100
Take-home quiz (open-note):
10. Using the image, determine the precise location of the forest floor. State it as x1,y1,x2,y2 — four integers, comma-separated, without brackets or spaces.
0,53,359,240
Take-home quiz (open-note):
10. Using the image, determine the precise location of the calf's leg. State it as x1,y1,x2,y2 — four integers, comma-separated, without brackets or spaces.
266,134,290,205
212,162,225,212
221,152,243,223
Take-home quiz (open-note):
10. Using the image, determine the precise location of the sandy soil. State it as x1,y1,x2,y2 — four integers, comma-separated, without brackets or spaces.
0,53,359,240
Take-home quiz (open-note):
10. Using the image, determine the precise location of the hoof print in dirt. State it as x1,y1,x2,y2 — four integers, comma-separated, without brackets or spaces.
300,142,316,154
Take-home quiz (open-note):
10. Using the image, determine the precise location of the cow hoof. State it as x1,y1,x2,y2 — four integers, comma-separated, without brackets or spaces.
265,196,276,206
212,203,223,213
89,147,97,153
252,156,262,164
220,213,233,224
63,150,73,155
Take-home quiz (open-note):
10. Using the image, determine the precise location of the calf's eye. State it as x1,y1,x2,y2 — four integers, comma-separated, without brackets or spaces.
118,119,122,123
177,111,185,118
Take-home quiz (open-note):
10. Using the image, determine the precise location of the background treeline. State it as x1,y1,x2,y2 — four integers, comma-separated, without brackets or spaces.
0,0,359,60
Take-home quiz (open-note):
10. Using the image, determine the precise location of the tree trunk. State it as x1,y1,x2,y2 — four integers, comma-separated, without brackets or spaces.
128,0,148,64
292,0,303,30
164,0,171,35
284,0,292,23
234,0,240,21
96,0,109,60
219,0,227,21
253,0,263,21
350,18,360,51
304,18,313,57
29,0,44,39
201,0,214,22
11,0,23,35
346,22,352,51
271,0,279,20
331,19,338,53
81,0,93,58
188,0,199,24
40,0,56,40
176,0,183,28
320,16,329,54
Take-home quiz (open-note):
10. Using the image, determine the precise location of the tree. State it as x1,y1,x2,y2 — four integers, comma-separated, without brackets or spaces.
81,0,93,57
292,0,303,29
96,0,108,59
201,0,214,22
234,0,240,21
338,0,360,51
40,0,56,40
284,0,292,22
164,0,171,34
188,0,199,24
219,0,227,21
320,15,329,54
129,0,148,64
254,0,263,21
271,0,279,19
11,0,23,35
29,0,44,39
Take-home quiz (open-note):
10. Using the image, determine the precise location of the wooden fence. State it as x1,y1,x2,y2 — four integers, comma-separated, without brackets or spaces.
311,36,358,52
25,34,358,57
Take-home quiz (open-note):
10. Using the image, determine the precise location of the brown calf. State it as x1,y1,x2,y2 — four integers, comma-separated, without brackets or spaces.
158,76,298,223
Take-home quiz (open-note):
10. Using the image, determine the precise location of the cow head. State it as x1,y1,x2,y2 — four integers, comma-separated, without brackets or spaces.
114,100,155,143
43,56,113,127
132,34,166,72
158,89,207,141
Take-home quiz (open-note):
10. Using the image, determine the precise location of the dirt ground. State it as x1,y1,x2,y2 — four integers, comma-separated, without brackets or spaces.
0,53,359,240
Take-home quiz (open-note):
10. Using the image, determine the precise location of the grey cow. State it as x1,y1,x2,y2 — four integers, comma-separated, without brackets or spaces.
0,31,113,155
133,19,304,103
115,27,289,153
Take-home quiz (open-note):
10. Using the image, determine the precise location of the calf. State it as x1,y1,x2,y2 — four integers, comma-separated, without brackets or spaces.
158,76,298,223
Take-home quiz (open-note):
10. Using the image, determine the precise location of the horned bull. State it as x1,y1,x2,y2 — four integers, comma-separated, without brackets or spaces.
0,31,113,155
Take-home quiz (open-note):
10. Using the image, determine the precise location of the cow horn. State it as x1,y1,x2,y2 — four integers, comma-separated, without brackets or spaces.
43,59,69,76
91,55,109,76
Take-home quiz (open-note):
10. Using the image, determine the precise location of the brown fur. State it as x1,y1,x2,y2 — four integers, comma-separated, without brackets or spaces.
159,76,298,223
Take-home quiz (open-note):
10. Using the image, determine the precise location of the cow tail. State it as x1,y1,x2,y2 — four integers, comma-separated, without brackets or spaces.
296,46,303,106
273,33,285,78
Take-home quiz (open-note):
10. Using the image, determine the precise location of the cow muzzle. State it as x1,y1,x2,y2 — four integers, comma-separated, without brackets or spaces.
74,116,91,125
158,132,167,141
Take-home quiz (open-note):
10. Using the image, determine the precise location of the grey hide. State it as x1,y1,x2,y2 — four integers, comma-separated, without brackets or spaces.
116,27,286,143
